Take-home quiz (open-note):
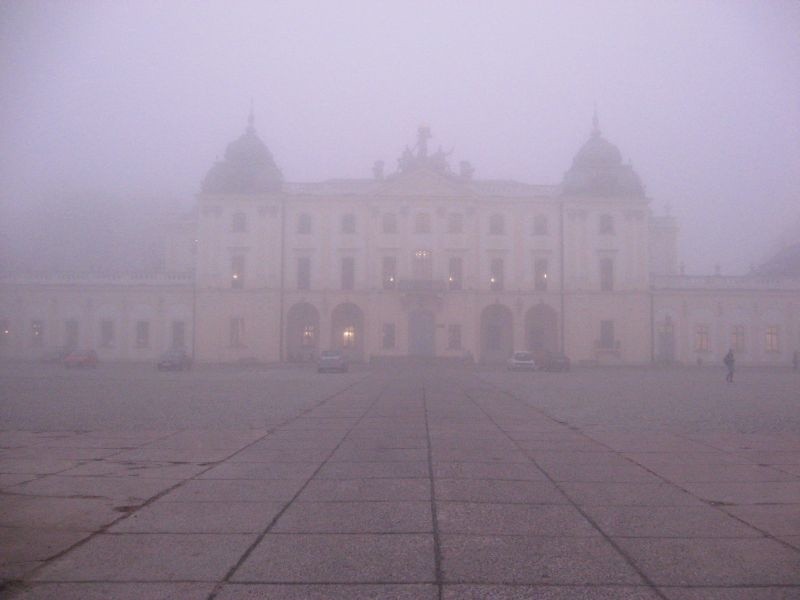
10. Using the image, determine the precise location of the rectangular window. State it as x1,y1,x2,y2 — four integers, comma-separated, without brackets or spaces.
412,249,433,280
231,255,245,289
447,213,463,234
382,323,396,349
765,325,779,353
31,320,44,347
64,319,79,349
599,214,615,235
230,317,245,347
600,257,614,291
341,257,355,290
100,320,114,348
341,213,356,234
135,321,150,348
302,325,315,347
448,324,462,350
534,258,548,291
342,326,355,347
694,324,709,352
382,256,396,289
533,215,548,236
297,257,311,290
448,257,463,290
415,213,431,234
600,320,615,349
382,213,397,233
172,320,186,349
490,257,504,291
731,325,745,353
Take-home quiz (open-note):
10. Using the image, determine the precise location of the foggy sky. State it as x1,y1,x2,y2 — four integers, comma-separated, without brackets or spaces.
1,0,799,274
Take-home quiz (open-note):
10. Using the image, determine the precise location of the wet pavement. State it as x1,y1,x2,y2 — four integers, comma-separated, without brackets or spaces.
1,363,799,599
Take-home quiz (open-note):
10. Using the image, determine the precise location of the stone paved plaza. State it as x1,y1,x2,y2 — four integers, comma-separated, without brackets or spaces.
1,362,799,599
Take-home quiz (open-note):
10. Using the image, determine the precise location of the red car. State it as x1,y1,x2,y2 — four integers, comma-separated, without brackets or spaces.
63,349,98,368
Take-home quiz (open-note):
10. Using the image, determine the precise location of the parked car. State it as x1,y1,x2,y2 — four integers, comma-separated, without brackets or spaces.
538,351,571,372
157,348,192,371
507,351,536,371
41,346,72,363
63,349,98,368
317,350,349,373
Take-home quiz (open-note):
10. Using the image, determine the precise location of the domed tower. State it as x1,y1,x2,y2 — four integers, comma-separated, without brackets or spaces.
201,108,283,194
561,112,644,198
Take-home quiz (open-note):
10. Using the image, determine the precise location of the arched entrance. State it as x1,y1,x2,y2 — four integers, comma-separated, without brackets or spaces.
286,302,320,362
525,304,558,355
480,304,513,363
331,303,365,361
408,309,435,357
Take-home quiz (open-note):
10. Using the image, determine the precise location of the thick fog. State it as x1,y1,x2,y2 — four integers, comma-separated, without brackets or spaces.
1,1,798,274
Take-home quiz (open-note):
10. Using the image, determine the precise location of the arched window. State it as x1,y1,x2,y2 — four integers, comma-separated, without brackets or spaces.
489,214,505,235
231,212,247,233
599,214,615,235
297,213,312,234
414,213,431,234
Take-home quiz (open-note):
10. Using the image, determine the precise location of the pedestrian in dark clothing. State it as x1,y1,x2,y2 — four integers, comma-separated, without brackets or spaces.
723,349,735,383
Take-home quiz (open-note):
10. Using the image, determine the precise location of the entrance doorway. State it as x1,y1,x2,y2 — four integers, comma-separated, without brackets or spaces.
408,309,435,357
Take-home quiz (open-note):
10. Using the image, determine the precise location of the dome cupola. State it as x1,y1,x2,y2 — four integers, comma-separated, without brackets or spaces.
561,111,644,198
202,108,283,194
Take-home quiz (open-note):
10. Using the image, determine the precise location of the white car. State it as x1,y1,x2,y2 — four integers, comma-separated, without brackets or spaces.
507,351,536,371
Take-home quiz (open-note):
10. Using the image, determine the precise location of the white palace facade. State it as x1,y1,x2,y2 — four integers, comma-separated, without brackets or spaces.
1,113,799,366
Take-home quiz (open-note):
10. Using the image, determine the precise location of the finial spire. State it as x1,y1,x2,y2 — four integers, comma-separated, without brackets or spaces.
247,99,255,131
592,104,600,136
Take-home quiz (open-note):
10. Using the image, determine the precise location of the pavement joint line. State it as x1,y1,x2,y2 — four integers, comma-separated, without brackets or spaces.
458,378,670,600
479,377,800,556
0,375,371,598
205,376,392,600
414,382,447,599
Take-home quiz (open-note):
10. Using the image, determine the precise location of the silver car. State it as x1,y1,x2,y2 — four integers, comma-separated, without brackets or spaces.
507,351,536,371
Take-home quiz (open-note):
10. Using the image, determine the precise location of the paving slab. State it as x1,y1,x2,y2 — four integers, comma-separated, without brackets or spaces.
109,500,285,533
5,475,179,503
658,588,800,600
6,582,215,599
559,482,707,506
615,537,800,586
436,502,598,536
435,478,568,504
232,533,435,583
159,479,303,502
272,501,432,533
33,533,256,581
0,494,122,530
442,585,663,599
440,534,645,584
215,584,438,599
583,505,762,537
296,478,431,502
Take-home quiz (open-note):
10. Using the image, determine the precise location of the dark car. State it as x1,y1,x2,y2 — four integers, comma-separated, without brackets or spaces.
63,349,98,368
157,348,192,371
538,351,571,372
41,346,72,363
507,351,536,371
317,350,348,373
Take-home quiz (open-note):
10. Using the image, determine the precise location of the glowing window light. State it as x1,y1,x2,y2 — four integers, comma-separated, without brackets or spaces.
342,326,355,347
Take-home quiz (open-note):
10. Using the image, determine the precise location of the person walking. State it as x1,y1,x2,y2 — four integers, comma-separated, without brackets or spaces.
723,349,735,383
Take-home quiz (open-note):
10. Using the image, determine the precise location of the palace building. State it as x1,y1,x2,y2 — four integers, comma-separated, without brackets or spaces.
1,112,798,366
